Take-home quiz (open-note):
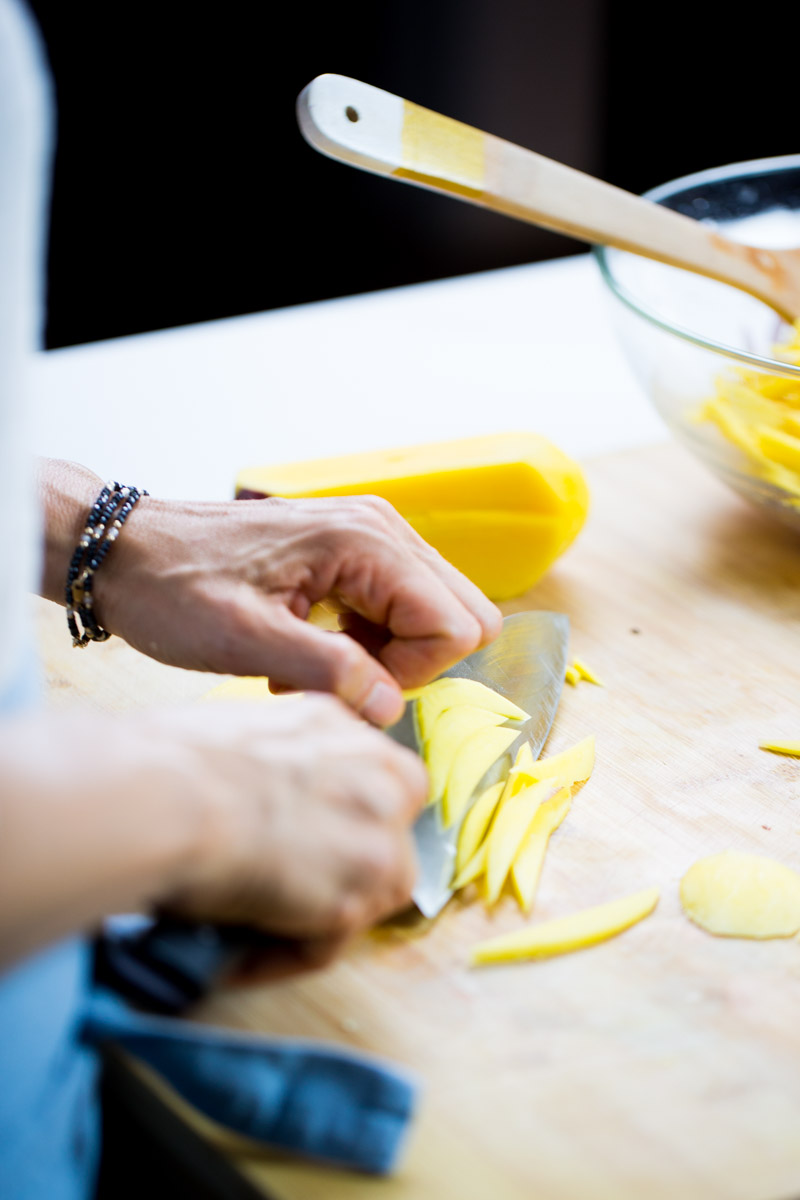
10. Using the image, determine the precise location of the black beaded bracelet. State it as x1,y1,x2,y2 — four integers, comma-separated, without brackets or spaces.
65,481,148,648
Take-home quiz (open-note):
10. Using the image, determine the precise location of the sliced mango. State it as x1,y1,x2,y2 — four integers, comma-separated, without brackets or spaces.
760,741,800,758
680,851,800,938
470,887,660,965
564,664,580,687
414,677,529,745
452,841,488,891
235,432,589,600
526,735,596,792
424,706,507,805
441,725,518,829
697,323,800,502
484,779,557,906
511,787,572,913
455,780,505,873
572,657,603,686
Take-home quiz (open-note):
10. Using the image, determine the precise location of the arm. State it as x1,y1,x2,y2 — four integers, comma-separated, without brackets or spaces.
36,457,502,725
0,696,426,971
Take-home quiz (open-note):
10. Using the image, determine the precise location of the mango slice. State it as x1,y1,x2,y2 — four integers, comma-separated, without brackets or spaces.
470,887,660,965
510,787,572,913
760,741,800,758
564,664,580,687
424,706,508,805
484,779,557,905
455,781,505,873
452,841,489,891
442,725,518,828
680,851,800,938
235,432,590,599
525,735,596,792
414,677,529,745
572,657,603,686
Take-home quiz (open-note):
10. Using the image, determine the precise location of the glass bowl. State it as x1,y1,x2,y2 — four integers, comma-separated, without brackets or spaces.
594,155,800,529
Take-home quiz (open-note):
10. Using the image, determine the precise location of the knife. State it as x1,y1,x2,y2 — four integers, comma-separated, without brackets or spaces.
393,611,569,917
97,611,568,1010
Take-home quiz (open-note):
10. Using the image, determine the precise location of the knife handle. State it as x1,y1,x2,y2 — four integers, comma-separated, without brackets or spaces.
296,74,792,321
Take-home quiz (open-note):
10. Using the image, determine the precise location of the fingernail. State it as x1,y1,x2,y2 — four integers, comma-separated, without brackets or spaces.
361,681,405,727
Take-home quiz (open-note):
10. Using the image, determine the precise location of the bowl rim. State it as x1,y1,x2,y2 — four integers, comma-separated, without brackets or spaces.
594,153,800,380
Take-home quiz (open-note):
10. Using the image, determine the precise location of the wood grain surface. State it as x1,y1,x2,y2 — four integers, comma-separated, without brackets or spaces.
36,441,800,1200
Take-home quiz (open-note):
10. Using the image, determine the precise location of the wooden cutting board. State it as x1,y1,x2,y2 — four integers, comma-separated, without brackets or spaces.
36,441,800,1200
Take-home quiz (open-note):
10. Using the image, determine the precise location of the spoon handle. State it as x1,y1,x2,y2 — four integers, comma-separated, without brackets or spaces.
297,74,795,322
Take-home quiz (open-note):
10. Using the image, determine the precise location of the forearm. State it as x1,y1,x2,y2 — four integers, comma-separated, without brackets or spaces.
0,710,209,969
36,457,105,605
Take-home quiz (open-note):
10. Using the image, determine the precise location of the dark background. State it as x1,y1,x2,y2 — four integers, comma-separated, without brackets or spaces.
29,1,794,349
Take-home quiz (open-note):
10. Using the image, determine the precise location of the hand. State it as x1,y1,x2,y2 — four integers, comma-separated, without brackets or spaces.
0,695,426,973
93,490,502,725
158,695,426,943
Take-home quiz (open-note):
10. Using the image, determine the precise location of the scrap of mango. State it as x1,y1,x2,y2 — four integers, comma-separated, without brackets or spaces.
680,851,800,938
235,432,589,600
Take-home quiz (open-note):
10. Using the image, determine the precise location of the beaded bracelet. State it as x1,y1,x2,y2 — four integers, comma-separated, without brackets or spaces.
65,481,148,648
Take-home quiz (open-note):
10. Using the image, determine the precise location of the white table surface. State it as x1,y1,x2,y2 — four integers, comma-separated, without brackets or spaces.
31,252,666,499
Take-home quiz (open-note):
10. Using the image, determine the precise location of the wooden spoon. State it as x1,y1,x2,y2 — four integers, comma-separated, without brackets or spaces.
297,74,800,323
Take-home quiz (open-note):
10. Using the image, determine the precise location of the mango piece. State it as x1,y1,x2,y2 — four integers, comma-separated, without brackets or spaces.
760,741,800,758
470,887,660,965
414,677,529,745
526,735,596,792
755,425,800,474
455,780,505,873
202,677,301,702
424,706,507,806
680,851,800,938
484,779,558,906
510,787,572,913
452,841,489,891
564,664,579,687
442,725,518,828
236,433,589,600
572,657,603,686
405,510,574,600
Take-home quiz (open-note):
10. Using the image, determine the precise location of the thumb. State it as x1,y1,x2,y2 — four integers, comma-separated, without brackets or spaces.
255,606,406,726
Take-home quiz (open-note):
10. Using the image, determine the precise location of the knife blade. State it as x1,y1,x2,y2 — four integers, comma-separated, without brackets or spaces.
389,611,569,918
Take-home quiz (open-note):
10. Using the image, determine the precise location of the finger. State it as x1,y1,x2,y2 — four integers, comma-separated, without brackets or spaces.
225,934,349,987
243,605,406,727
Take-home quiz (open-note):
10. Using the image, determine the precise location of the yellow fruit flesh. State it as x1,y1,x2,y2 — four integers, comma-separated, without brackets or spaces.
442,725,518,828
525,735,595,791
484,779,558,906
510,788,572,913
697,323,800,504
236,432,589,599
572,657,603,686
202,677,300,702
760,741,800,758
470,887,660,964
414,677,529,745
680,851,800,938
455,781,505,874
424,706,507,806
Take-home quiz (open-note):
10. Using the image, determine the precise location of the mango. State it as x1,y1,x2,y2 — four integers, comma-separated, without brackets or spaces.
760,740,800,758
424,705,507,806
680,851,800,938
455,780,504,873
236,433,590,600
484,779,557,905
413,677,529,745
510,788,572,913
470,887,660,965
441,724,518,828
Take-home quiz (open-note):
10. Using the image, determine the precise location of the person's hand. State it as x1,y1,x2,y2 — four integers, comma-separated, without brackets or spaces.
94,492,502,726
0,695,426,976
